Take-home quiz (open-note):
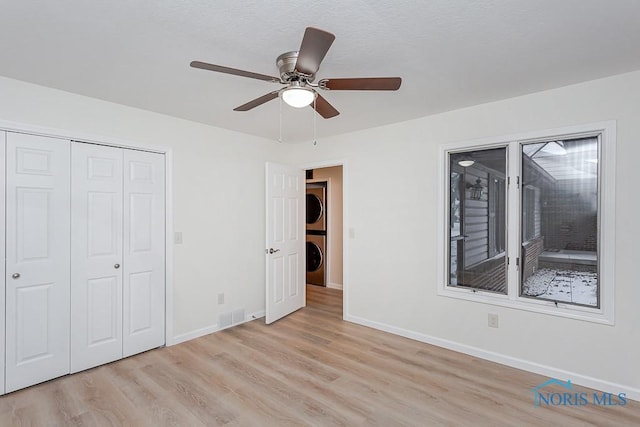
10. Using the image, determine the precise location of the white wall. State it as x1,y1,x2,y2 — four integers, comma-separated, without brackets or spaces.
281,70,640,397
0,76,288,339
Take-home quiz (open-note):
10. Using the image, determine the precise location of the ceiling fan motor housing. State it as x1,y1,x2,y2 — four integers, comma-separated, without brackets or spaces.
276,51,314,83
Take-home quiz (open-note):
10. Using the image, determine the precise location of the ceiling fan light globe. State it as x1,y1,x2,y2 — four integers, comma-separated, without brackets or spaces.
281,87,316,108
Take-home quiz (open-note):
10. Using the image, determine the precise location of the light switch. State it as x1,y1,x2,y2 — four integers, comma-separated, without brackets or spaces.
349,227,356,239
174,231,183,244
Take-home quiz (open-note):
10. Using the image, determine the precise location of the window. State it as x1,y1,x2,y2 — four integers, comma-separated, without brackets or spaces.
439,122,615,324
448,147,507,294
520,138,599,308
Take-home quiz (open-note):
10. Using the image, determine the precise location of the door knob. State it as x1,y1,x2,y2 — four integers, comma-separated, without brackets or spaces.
269,248,280,254
114,264,120,269
12,273,20,279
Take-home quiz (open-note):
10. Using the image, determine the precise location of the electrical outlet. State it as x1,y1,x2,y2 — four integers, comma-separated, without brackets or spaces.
488,313,499,328
218,293,224,305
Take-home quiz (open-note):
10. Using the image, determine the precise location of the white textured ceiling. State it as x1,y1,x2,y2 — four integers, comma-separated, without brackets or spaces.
1,1,639,142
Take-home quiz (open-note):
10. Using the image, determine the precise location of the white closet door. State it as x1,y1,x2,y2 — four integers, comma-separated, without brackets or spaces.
0,131,6,395
5,132,71,393
70,143,124,373
123,149,165,357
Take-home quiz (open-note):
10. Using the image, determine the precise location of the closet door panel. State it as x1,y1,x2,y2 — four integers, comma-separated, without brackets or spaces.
70,142,124,373
5,132,71,393
0,132,5,395
123,150,165,357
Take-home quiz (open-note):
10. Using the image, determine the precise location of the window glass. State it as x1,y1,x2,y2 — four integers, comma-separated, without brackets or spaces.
448,147,507,294
520,138,599,307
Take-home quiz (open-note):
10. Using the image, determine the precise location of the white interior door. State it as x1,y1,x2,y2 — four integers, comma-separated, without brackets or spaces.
70,142,124,373
265,162,305,324
123,149,165,357
0,131,6,395
5,132,71,393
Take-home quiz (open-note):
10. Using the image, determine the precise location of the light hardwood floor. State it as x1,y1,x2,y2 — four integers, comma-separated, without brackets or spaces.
0,285,638,426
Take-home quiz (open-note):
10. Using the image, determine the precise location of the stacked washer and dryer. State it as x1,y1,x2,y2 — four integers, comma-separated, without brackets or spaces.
306,183,326,286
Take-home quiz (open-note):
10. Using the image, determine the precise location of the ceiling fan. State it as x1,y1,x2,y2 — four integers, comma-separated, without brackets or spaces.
190,27,402,119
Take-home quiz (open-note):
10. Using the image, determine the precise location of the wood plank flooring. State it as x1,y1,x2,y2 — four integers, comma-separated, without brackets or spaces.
0,284,638,426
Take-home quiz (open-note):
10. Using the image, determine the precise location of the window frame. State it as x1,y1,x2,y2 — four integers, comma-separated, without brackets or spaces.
437,121,616,325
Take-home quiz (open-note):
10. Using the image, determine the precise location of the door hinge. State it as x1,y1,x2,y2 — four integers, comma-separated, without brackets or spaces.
516,257,520,270
516,176,520,189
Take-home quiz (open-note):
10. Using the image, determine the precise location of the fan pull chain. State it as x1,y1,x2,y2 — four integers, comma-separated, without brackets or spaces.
278,95,283,143
313,96,317,146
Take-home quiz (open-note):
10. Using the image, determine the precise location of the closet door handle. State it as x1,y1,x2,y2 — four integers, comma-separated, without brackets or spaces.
12,273,20,279
114,264,120,269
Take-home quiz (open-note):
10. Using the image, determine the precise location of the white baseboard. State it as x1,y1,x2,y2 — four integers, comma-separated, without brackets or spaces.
247,310,265,320
326,282,343,290
344,314,640,402
170,323,219,345
169,310,265,346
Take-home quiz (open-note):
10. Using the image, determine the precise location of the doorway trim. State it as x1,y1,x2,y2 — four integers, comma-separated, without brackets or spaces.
301,159,348,319
0,118,176,346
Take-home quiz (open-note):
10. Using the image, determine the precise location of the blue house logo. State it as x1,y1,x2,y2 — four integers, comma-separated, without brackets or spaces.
533,378,627,408
533,379,576,407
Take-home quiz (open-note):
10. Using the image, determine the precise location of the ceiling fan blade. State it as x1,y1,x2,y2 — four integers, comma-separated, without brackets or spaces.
319,77,402,91
233,91,280,111
190,61,280,83
295,27,335,76
311,93,340,119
